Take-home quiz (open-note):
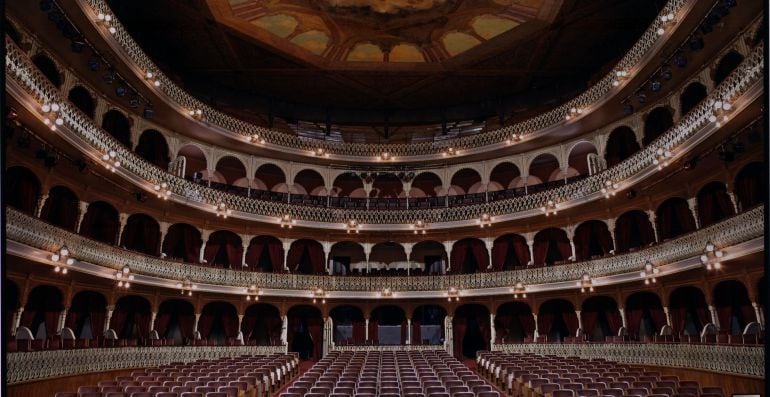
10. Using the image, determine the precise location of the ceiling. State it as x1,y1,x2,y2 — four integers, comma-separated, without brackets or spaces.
108,0,663,128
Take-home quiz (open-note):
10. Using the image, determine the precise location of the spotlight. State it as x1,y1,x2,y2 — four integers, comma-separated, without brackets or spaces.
143,107,155,119
115,86,127,97
674,52,687,67
635,92,647,104
660,66,673,80
103,69,116,84
689,36,704,51
650,80,662,92
88,57,101,71
622,102,634,115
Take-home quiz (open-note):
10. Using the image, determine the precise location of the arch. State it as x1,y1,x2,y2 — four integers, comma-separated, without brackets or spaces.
200,301,239,345
412,305,447,345
5,166,41,215
328,241,365,275
293,169,325,195
454,304,490,358
101,109,132,147
331,172,364,197
528,153,561,184
410,240,447,275
581,296,620,341
642,107,673,145
625,291,665,340
656,197,696,240
533,228,571,266
40,186,79,231
68,86,96,118
369,242,407,270
255,163,287,192
203,230,243,268
21,285,63,339
110,295,152,340
451,238,489,274
614,210,655,253
734,162,766,210
371,173,403,198
697,181,735,227
243,303,282,345
287,305,323,360
178,144,207,178
162,223,202,263
370,305,407,345
287,239,325,274
713,51,744,85
539,299,577,342
679,82,707,115
79,201,120,244
32,54,62,87
330,305,365,344
66,291,107,339
669,286,708,337
411,172,443,197
215,156,247,186
449,168,483,195
120,213,161,256
605,126,640,167
135,129,170,169
567,141,598,177
156,299,195,345
573,220,614,261
491,234,530,270
245,235,284,272
495,302,534,343
488,162,521,191
713,280,755,334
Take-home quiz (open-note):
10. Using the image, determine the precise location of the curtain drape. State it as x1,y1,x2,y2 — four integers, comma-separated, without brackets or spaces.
563,311,579,336
625,309,643,338
605,310,622,335
470,241,489,271
308,320,322,360
178,312,195,341
222,311,239,338
450,243,469,274
245,239,265,269
242,314,258,340
121,217,161,255
453,318,466,358
198,313,215,339
491,239,508,271
155,312,172,337
268,240,284,272
352,320,365,344
538,313,555,337
670,307,687,334
518,313,535,338
698,187,736,227
649,307,666,332
90,310,105,337
412,320,421,344
581,311,599,337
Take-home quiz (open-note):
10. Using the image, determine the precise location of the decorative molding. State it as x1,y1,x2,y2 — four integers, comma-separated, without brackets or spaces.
6,345,287,385
490,343,764,378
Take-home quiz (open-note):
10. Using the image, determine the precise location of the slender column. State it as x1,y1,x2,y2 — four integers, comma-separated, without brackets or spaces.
727,191,739,213
158,222,170,255
363,243,373,274
199,230,212,263
238,314,244,333
149,311,158,332
35,194,49,217
752,302,763,329
485,238,494,270
646,210,659,242
322,241,332,275
76,201,89,233
663,307,672,327
117,213,129,245
526,239,535,266
687,198,700,229
11,307,23,336
606,219,617,253
444,315,453,355
565,226,576,261
575,310,583,334
104,305,115,333
708,305,720,330
403,243,413,276
282,239,293,272
365,319,369,340
194,313,202,334
407,318,412,345
489,313,496,346
619,307,627,329
241,241,249,268
443,241,454,272
281,315,288,345
532,313,539,338
57,307,68,333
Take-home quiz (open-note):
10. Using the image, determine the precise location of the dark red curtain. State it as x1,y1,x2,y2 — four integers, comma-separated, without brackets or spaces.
242,315,257,340
268,240,285,272
533,229,571,265
649,307,666,333
495,315,513,342
43,311,58,337
308,319,322,359
41,187,79,231
563,311,579,336
353,320,365,344
615,211,655,252
573,222,614,261
109,311,127,335
5,167,41,215
307,243,325,274
134,311,151,339
491,238,509,270
626,309,643,337
605,310,622,335
79,202,119,244
135,130,170,169
656,199,696,240
735,163,766,209
369,318,378,342
155,312,172,337
453,318,466,358
121,215,161,255
538,313,555,337
698,184,736,227
198,313,215,339
204,232,242,267
287,240,324,274
163,224,202,263
581,311,599,337
245,239,265,268
518,313,535,337
178,313,195,340
717,307,733,333
90,311,106,337
450,242,469,274
222,311,239,338
412,319,421,344
470,241,489,271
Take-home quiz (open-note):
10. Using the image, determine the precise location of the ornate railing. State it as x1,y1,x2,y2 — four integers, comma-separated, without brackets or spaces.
490,343,764,378
6,345,287,384
6,206,763,292
80,0,687,158
333,345,443,352
4,36,764,226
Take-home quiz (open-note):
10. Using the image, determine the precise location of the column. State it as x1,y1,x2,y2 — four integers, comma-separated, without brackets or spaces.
489,313,496,346
35,194,49,217
365,318,369,340
687,198,700,229
241,240,250,268
403,181,412,209
247,178,253,198
282,239,293,271
646,210,659,242
708,305,720,330
104,305,115,333
11,307,23,336
526,238,535,266
194,313,202,334
443,241,454,272
752,302,763,329
158,222,170,255
532,313,539,338
199,230,211,263
618,307,627,329
566,226,576,261
485,238,494,270
363,243,373,274
117,213,129,245
606,219,617,252
727,191,739,213
444,315,453,355
575,310,583,334
364,183,373,209
56,307,68,333
281,315,288,345
76,201,89,233
149,311,158,332
403,243,413,276
322,241,332,275
663,307,672,327
238,314,244,334
407,318,412,345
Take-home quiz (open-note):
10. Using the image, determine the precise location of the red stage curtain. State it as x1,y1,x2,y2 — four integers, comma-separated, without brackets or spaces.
649,307,666,332
352,320,365,344
518,313,535,337
538,313,555,336
625,309,643,338
222,311,239,338
155,312,172,337
412,320,421,344
453,318,466,358
470,240,489,271
563,311,578,336
245,239,265,268
44,311,58,337
198,313,215,339
698,186,736,227
670,307,687,334
581,311,599,337
203,239,221,266
134,311,151,339
450,243,469,274
90,310,105,337
178,313,195,341
268,240,285,272
491,239,508,271
605,310,622,335
307,242,325,274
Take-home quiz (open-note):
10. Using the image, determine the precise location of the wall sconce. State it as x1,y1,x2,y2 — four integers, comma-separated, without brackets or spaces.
116,265,134,289
280,214,296,228
657,12,676,36
640,261,660,284
50,246,74,274
144,71,161,87
577,273,594,293
612,69,630,87
446,287,460,302
245,285,261,301
477,213,493,228
510,281,527,299
312,288,327,304
176,279,196,296
412,220,427,235
346,219,360,234
40,103,64,131
153,182,171,199
565,107,583,121
601,180,619,198
250,134,266,144
214,202,232,218
700,241,724,270
101,150,121,172
653,147,673,170
541,199,559,216
95,12,117,34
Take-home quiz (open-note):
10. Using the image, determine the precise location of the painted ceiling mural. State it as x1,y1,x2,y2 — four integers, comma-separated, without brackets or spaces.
222,0,546,64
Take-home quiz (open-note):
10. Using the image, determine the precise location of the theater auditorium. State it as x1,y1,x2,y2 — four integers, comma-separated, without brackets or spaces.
2,0,766,396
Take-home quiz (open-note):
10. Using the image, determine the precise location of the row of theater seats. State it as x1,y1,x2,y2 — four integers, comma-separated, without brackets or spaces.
54,353,299,397
476,351,725,397
280,350,500,397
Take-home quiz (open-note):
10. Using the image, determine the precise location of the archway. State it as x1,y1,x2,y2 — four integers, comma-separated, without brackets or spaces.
656,197,697,240
454,304,490,358
539,299,577,342
101,109,132,147
293,169,325,196
679,82,707,115
21,285,63,339
245,235,284,272
581,296,621,341
495,302,534,343
287,305,323,360
451,238,489,274
449,168,483,196
199,302,239,345
79,201,119,244
533,228,571,266
369,242,407,275
412,305,447,345
32,54,62,87
697,182,735,227
330,305,365,344
66,291,107,339
713,51,744,84
528,154,561,186
287,239,325,274
215,156,247,186
489,162,521,193
410,172,443,198
178,144,207,179
713,280,755,334
734,162,766,210
371,173,404,198
573,220,613,261
40,186,79,231
120,213,161,255
491,234,530,270
110,295,151,340
5,166,41,215
328,241,365,275
669,286,708,337
4,280,19,335
162,223,202,263
370,305,407,345
410,240,446,275
203,231,243,268
135,130,170,169
68,86,96,118
605,126,640,167
625,292,665,341
614,210,655,253
255,163,287,192
643,107,674,145
567,142,598,177
156,299,195,345
242,303,281,345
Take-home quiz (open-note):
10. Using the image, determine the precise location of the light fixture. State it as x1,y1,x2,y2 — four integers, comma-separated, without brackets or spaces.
95,12,117,34
576,273,594,293
244,285,260,301
40,103,64,130
144,71,161,87
214,202,232,218
600,180,619,198
153,182,171,199
176,279,196,296
612,69,630,87
411,220,427,235
312,288,327,304
657,12,676,36
652,147,673,170
346,219,360,234
379,288,393,298
708,99,732,127
378,152,393,161
506,133,522,145
313,147,329,157
640,261,660,285
565,107,583,121
250,134,266,144
510,281,527,299
280,214,296,228
477,213,493,228
50,246,74,274
700,241,724,270
101,150,121,172
116,265,134,289
446,287,460,302
188,109,204,120
442,147,459,157
540,199,560,216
